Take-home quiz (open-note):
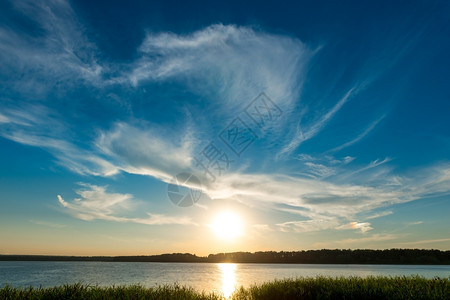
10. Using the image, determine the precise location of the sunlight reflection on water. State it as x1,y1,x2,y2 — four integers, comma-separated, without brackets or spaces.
218,263,236,298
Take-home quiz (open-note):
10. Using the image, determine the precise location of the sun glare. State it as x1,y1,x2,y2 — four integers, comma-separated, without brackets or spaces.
211,211,243,240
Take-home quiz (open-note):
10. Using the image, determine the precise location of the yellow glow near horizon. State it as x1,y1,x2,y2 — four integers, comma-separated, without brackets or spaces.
219,263,236,298
210,211,243,240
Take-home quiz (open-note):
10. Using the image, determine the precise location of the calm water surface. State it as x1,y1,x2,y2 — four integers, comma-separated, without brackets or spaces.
1,262,449,298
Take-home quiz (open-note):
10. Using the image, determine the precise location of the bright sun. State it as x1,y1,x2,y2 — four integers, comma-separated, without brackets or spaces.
211,211,243,240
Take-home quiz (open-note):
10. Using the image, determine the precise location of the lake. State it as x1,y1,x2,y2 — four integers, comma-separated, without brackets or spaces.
1,262,449,298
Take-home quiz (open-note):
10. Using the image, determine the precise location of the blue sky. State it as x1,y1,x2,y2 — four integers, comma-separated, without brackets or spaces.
0,0,449,255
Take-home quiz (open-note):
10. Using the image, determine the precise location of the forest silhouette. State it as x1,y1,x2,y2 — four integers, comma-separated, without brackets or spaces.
1,249,449,264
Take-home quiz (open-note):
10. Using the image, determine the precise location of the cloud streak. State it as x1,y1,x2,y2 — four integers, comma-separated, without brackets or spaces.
365,211,393,220
330,115,386,153
277,88,356,159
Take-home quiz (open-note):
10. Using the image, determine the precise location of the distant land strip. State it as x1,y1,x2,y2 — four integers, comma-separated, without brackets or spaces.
1,249,449,264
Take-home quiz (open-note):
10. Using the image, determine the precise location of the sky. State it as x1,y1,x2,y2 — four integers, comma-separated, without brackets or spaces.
0,0,449,256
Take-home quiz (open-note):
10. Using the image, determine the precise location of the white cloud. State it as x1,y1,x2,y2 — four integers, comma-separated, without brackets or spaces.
0,113,10,124
204,171,398,218
57,184,133,221
365,211,393,220
295,154,315,161
58,184,196,226
304,162,336,178
406,221,423,225
337,221,373,233
95,122,194,182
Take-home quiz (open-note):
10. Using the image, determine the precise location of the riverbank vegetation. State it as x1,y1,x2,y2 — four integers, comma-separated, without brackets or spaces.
1,276,448,299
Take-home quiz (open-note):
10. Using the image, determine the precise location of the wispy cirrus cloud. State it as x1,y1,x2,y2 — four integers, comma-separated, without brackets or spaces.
126,24,312,113
329,114,386,153
0,105,118,176
276,88,356,159
303,162,337,179
0,0,103,96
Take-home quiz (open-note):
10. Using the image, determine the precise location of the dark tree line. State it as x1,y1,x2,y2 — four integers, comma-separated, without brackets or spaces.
0,253,204,263
1,249,449,264
207,249,450,264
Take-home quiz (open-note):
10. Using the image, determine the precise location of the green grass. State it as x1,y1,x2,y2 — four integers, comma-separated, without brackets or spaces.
233,276,449,300
1,276,448,299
